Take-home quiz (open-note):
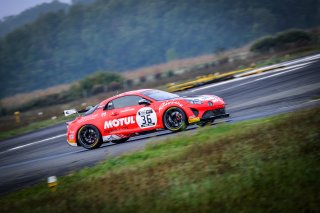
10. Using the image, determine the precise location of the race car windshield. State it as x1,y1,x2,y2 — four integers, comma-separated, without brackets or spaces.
142,90,179,101
84,104,98,116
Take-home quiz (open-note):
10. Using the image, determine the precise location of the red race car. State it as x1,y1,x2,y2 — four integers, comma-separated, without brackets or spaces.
64,89,229,149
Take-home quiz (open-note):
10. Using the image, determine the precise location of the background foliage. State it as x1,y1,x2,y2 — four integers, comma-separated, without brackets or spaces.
0,0,319,97
250,29,315,52
10,71,123,112
0,1,69,38
69,71,123,98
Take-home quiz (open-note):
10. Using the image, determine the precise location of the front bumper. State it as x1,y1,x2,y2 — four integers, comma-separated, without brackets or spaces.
200,113,230,121
67,129,78,147
188,107,229,123
67,140,78,147
201,108,229,121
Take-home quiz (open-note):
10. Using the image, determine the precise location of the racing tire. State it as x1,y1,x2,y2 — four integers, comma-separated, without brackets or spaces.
163,107,187,132
112,138,130,144
77,125,103,149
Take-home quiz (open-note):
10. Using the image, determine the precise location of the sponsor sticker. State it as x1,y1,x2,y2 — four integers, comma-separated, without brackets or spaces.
77,114,98,123
188,117,200,123
104,116,135,129
136,107,157,128
120,108,135,113
158,101,183,112
109,127,128,133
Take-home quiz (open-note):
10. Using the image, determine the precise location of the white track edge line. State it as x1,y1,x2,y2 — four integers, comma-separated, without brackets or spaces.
7,134,66,151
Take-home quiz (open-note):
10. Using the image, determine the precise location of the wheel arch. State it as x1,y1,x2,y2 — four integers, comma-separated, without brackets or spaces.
76,123,103,147
161,106,188,130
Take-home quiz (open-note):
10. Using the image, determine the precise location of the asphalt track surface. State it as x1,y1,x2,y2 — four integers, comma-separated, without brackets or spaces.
0,54,320,195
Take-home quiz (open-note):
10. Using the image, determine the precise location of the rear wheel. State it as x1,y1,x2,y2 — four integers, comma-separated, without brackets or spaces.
77,125,102,149
163,107,187,132
112,138,130,144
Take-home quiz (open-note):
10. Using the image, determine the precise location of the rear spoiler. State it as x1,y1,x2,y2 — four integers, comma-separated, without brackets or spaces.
64,109,78,117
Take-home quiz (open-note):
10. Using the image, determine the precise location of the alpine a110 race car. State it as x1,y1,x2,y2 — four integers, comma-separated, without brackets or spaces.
64,89,229,149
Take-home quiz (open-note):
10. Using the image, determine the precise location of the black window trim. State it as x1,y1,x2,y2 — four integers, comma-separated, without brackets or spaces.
104,101,114,110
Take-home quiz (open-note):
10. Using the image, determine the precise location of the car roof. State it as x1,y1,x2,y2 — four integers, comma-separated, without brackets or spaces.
116,89,153,96
99,89,154,106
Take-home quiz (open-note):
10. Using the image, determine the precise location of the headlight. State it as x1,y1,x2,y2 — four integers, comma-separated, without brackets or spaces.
186,99,203,104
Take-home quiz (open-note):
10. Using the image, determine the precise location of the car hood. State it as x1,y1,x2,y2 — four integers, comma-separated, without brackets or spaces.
181,94,224,103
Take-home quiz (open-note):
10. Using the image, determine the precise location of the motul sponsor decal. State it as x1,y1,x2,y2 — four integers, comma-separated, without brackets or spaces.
104,116,135,129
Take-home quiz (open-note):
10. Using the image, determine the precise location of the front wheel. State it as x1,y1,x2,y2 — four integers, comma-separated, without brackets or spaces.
77,125,102,149
163,107,187,132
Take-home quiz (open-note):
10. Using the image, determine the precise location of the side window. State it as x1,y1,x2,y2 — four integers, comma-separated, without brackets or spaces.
111,95,142,109
105,101,114,110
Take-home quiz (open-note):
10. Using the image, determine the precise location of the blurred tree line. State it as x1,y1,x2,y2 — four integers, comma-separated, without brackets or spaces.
5,71,124,114
72,0,96,4
69,71,123,98
0,1,69,38
250,29,317,53
0,0,319,98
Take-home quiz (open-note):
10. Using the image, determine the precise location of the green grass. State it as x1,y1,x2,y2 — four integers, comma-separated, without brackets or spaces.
1,107,319,212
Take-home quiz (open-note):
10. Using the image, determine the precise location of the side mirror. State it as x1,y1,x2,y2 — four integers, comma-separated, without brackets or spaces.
138,99,151,105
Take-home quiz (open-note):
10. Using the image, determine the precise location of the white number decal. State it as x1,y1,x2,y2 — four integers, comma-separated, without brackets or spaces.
136,107,157,128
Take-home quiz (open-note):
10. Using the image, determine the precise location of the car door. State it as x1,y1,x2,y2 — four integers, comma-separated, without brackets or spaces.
102,95,158,136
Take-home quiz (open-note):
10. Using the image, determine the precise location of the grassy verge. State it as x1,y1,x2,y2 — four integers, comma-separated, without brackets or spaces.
1,107,319,212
